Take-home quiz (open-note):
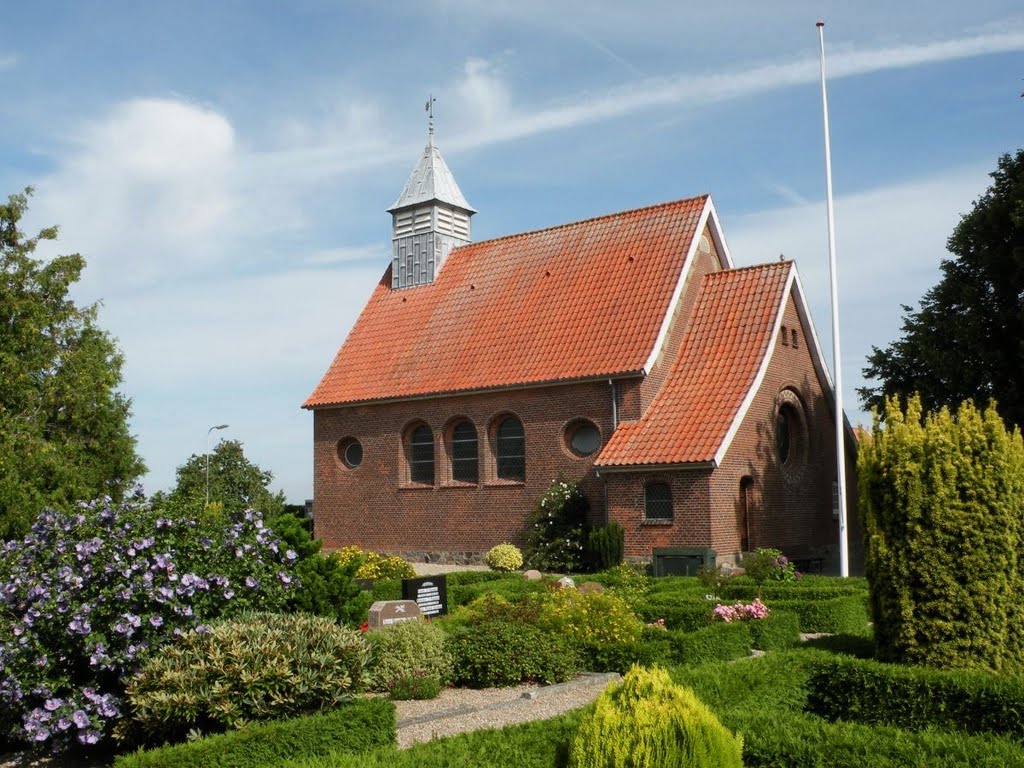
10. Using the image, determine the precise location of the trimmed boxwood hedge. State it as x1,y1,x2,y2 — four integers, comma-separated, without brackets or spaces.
113,698,395,768
768,595,869,634
748,611,800,652
719,583,866,602
634,598,714,632
732,709,1024,767
806,656,1024,740
670,622,753,666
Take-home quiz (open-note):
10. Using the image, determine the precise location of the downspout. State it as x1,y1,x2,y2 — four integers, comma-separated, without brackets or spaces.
603,378,618,526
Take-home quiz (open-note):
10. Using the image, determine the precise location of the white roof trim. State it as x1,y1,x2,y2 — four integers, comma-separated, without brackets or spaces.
713,264,797,466
712,263,851,466
643,196,730,374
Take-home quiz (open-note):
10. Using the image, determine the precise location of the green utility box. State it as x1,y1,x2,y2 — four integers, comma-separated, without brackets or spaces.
652,547,716,577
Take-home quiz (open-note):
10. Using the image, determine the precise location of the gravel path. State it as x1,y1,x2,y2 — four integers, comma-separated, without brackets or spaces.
394,673,619,748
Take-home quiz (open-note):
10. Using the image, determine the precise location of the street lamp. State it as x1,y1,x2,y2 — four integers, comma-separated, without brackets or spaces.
206,424,229,506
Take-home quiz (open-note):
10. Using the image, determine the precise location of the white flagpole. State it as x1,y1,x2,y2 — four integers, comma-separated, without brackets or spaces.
817,20,849,577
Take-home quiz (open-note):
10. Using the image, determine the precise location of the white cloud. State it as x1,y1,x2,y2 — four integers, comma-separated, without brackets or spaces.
34,98,240,296
443,28,1024,151
726,163,991,422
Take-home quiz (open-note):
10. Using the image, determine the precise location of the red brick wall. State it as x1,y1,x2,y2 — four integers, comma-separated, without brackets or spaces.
311,380,619,558
606,470,713,558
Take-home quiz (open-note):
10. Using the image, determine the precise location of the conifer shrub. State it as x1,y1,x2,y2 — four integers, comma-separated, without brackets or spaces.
858,395,1024,671
484,543,524,572
366,620,452,695
569,666,743,768
120,612,370,745
584,523,625,572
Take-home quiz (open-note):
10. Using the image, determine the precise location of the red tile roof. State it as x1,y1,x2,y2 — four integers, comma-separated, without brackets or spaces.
305,196,709,408
596,262,793,467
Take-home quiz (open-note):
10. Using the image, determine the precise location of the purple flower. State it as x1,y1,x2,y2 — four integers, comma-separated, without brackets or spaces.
79,730,100,745
44,698,62,711
149,615,164,628
56,718,71,731
33,728,50,742
245,576,259,589
72,710,89,729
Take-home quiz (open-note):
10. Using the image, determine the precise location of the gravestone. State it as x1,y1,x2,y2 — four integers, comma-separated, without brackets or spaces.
367,600,421,629
402,575,448,617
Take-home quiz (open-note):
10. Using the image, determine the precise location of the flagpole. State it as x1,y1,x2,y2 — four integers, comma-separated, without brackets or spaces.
817,20,849,577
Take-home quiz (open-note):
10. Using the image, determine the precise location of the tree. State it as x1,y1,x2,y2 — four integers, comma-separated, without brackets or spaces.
859,150,1024,428
858,395,1024,672
153,438,286,520
0,189,143,539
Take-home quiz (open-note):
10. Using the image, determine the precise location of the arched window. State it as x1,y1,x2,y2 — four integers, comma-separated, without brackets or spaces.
451,420,479,484
644,482,673,520
495,416,525,482
408,424,434,485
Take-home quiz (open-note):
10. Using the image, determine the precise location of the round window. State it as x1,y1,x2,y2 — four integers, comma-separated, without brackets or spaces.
773,389,808,483
337,438,363,469
567,421,601,456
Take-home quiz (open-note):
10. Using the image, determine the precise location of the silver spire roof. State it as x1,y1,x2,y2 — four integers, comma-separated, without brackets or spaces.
388,133,476,213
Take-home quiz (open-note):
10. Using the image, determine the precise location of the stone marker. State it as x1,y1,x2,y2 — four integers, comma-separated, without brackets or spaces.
367,600,421,630
554,576,576,590
402,575,448,618
523,569,543,581
578,581,605,594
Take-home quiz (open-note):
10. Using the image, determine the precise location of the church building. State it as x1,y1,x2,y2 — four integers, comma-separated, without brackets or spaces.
304,127,859,572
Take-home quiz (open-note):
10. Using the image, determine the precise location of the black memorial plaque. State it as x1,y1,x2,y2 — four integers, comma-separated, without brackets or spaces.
402,574,448,617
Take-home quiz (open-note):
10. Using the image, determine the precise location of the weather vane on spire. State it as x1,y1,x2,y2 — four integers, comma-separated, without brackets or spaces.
425,94,436,135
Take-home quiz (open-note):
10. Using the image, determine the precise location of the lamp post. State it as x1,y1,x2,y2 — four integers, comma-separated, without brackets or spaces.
206,424,229,506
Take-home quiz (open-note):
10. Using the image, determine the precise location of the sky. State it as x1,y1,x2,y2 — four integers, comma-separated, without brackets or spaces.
1,2,1021,504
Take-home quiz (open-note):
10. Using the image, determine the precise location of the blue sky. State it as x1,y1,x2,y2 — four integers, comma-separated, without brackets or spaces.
2,2,1021,503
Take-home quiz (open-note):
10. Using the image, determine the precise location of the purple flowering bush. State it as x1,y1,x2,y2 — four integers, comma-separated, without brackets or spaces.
0,491,297,753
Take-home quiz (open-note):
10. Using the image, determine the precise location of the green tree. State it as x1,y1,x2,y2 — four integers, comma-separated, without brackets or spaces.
0,189,143,539
859,150,1024,429
154,438,286,520
858,394,1024,672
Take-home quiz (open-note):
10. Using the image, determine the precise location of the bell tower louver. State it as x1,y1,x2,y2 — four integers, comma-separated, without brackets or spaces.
388,124,475,290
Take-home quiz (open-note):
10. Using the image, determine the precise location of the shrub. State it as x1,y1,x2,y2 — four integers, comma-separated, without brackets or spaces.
578,635,673,673
533,588,643,646
112,697,395,768
448,577,547,611
523,478,589,572
386,671,444,701
584,523,625,572
747,611,800,652
0,495,296,752
769,595,869,634
484,543,524,572
740,548,798,592
859,395,1024,671
569,666,743,768
669,623,752,667
731,708,1024,768
805,656,1024,741
696,564,731,597
634,597,714,632
711,599,769,622
332,546,415,581
120,612,369,745
447,621,579,688
270,512,370,627
366,620,452,693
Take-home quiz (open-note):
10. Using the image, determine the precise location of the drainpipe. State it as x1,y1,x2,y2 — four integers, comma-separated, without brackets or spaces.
608,379,618,430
